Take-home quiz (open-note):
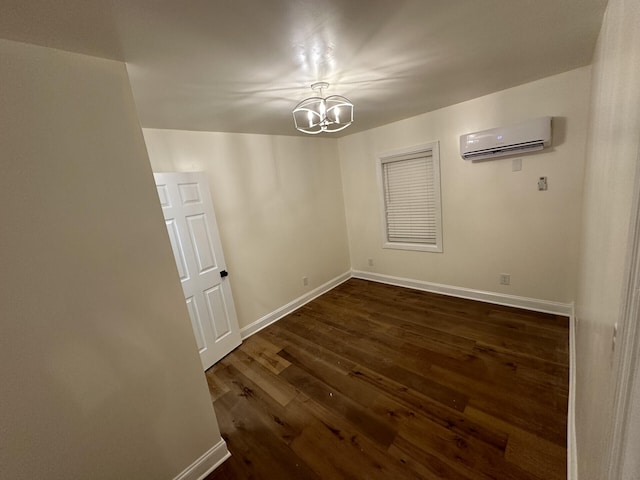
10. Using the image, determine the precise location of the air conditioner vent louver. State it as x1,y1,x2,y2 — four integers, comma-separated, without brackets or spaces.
460,117,551,162
461,140,545,160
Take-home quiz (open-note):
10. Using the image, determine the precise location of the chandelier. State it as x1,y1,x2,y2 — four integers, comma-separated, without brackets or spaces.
292,82,354,134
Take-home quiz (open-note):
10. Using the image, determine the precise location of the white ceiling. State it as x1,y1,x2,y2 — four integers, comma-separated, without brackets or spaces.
0,0,607,137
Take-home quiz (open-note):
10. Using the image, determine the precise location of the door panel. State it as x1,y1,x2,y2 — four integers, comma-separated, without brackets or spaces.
185,296,206,352
178,182,202,204
165,219,189,280
186,213,218,272
203,285,232,340
157,184,172,207
154,172,241,370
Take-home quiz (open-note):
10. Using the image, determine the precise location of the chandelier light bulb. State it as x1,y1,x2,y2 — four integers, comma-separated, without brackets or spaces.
292,82,354,135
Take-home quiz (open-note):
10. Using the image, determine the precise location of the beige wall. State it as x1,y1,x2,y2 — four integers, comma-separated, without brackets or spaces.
574,0,640,477
338,67,591,303
142,129,351,330
0,39,224,479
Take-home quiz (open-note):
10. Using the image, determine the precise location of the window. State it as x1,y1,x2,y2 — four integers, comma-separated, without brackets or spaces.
377,142,443,252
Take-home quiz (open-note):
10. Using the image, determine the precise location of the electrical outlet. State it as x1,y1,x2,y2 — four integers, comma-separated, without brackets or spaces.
500,273,511,285
303,276,309,286
368,258,374,267
538,176,548,191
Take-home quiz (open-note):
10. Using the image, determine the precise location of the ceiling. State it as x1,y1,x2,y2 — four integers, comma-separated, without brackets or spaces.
0,0,608,137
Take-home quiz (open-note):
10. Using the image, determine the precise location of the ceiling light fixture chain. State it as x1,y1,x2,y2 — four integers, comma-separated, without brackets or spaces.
292,82,354,135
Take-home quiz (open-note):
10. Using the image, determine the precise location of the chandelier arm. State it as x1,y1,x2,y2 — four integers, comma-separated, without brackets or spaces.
292,82,353,134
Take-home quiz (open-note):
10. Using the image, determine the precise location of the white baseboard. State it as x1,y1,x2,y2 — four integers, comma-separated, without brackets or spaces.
568,307,578,480
240,271,352,340
241,270,573,341
173,439,231,480
351,270,574,316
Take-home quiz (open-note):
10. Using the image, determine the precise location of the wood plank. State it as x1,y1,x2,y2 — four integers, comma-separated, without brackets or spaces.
347,364,507,451
274,313,469,411
428,365,567,445
211,385,319,479
221,349,297,406
277,343,378,408
388,436,478,480
213,363,305,445
290,396,422,480
279,363,398,447
238,334,291,374
397,416,542,480
204,368,229,402
465,406,567,480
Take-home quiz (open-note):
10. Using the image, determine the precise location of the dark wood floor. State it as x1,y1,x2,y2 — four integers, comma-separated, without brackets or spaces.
205,278,569,480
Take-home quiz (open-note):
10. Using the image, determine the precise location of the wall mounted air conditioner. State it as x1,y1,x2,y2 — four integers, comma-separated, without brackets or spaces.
460,116,552,161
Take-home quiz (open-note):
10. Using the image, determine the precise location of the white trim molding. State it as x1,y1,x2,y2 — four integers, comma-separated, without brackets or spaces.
376,141,444,253
173,439,230,480
351,270,574,316
607,146,640,480
240,271,352,340
568,305,578,480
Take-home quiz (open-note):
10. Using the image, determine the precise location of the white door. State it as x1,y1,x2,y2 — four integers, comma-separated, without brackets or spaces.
154,172,241,370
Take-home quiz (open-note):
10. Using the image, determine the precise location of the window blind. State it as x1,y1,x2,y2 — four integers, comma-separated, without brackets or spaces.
382,152,437,245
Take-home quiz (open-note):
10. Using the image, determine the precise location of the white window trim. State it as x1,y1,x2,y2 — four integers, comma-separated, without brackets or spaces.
376,141,443,253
